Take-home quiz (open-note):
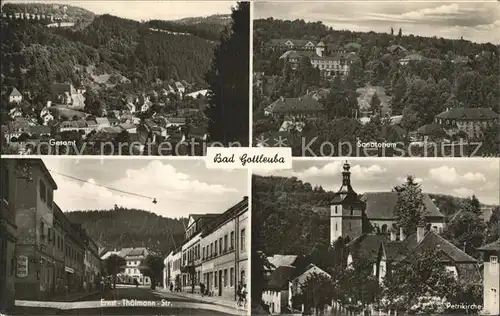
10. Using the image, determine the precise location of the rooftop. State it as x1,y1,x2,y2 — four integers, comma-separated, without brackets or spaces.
436,107,499,121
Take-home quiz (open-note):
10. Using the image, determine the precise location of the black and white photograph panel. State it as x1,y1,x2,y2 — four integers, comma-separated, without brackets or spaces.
0,158,249,315
252,158,500,315
252,1,500,157
0,0,250,156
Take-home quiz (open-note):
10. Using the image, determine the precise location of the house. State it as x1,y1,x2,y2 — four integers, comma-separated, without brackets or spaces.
347,226,481,290
118,247,153,285
9,107,23,119
262,265,296,315
266,255,298,276
387,44,407,55
266,39,318,51
8,87,23,103
433,107,499,140
175,82,186,95
289,264,331,313
51,83,85,109
165,117,186,128
280,41,354,77
185,89,210,99
478,240,500,315
398,53,425,65
95,117,111,129
265,96,325,121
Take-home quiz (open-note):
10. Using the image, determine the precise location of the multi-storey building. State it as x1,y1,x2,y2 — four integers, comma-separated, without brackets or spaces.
0,161,17,312
279,41,355,78
163,249,181,290
1,159,100,301
434,107,499,140
106,247,153,285
164,197,249,304
479,240,500,315
200,197,248,301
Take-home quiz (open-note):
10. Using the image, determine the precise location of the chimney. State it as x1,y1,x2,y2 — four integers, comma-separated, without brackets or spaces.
417,226,425,243
390,229,396,241
399,227,405,241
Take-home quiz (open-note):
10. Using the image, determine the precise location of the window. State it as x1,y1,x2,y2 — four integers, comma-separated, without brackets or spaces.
230,232,234,249
224,269,228,287
202,247,205,260
491,256,498,264
1,164,8,202
219,237,222,254
350,207,354,216
48,227,52,243
334,206,338,214
40,221,45,239
210,243,213,256
214,240,218,256
224,235,228,252
47,190,53,209
39,179,46,202
241,270,245,284
214,271,218,287
335,223,338,231
230,267,234,287
241,229,246,252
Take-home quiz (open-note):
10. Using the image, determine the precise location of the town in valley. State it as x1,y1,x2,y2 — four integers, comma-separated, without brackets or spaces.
252,2,500,157
1,1,250,156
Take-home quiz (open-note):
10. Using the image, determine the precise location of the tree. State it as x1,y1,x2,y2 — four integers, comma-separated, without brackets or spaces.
381,249,464,315
105,254,126,289
251,250,274,309
139,255,164,290
486,206,500,243
205,2,249,146
398,28,402,37
84,90,102,116
461,195,481,215
299,273,334,315
339,259,380,314
370,92,382,115
444,211,486,258
394,175,426,235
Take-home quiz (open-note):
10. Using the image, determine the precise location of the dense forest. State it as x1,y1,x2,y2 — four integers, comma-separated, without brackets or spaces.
0,6,227,96
252,174,499,257
66,207,187,255
252,18,500,156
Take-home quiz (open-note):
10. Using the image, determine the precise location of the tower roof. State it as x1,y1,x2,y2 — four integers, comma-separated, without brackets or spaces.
332,161,362,204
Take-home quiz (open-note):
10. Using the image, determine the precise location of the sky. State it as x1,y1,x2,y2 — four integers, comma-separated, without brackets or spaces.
42,158,248,218
3,0,236,21
254,159,500,205
254,1,500,44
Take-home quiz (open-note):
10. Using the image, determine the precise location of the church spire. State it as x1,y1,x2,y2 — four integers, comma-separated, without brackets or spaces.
342,160,351,187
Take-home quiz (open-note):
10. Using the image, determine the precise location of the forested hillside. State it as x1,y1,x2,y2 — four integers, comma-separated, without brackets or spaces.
252,175,335,255
253,175,499,256
1,9,220,96
1,2,95,23
66,207,188,255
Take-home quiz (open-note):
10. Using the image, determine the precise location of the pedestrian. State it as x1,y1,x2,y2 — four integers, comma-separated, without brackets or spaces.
236,282,243,307
200,282,205,297
134,278,139,288
241,283,247,307
170,282,174,292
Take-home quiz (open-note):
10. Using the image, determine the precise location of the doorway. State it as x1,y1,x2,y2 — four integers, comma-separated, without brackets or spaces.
218,271,222,296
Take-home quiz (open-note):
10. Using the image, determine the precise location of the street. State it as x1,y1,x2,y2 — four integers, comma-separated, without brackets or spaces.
9,286,236,315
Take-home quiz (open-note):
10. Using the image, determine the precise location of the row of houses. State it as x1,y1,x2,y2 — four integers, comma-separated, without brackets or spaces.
163,197,248,303
262,162,499,315
0,159,102,311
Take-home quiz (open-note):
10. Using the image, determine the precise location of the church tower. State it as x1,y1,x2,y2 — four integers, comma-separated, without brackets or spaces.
330,161,366,243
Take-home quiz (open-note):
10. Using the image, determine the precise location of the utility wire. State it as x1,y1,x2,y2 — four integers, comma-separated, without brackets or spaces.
48,169,155,200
